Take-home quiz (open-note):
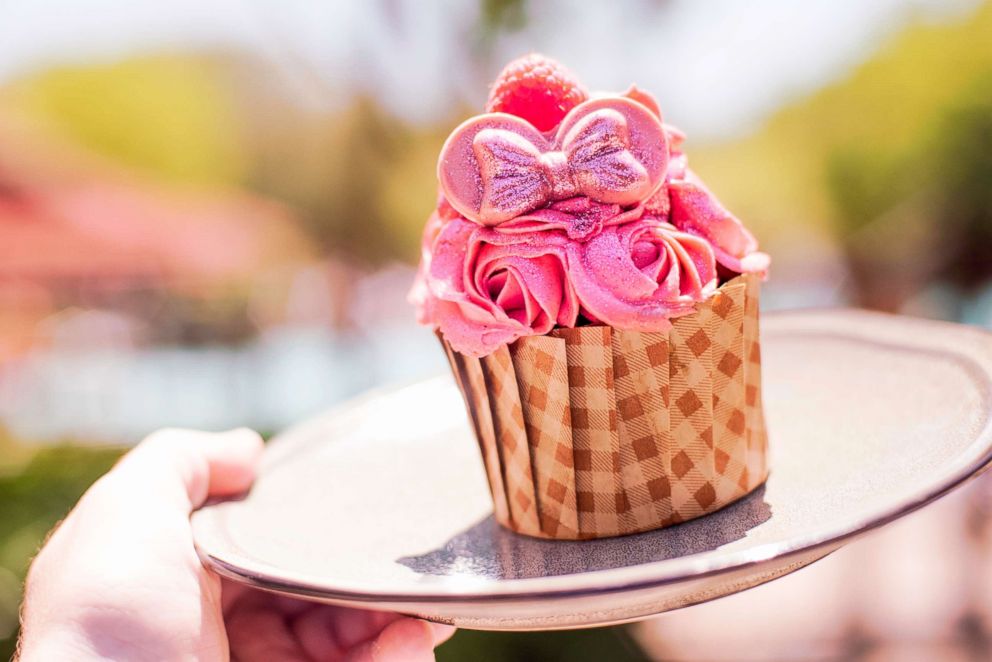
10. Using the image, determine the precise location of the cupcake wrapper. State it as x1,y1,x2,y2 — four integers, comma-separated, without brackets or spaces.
444,273,768,540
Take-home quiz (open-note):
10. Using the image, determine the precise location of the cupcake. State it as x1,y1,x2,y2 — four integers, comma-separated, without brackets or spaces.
411,54,770,540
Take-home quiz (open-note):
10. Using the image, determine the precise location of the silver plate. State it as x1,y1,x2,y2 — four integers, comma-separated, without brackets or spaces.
192,310,992,630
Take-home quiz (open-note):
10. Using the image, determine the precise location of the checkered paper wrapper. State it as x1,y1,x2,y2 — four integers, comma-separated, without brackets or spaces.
443,274,769,540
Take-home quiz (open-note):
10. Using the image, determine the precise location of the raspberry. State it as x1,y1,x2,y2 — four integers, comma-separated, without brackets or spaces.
486,54,588,132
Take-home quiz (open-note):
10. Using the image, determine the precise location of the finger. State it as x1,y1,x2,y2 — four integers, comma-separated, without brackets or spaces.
109,427,263,512
32,428,264,590
221,578,252,613
20,429,264,662
328,608,403,652
290,606,344,660
430,622,456,646
344,618,440,662
289,606,402,659
222,583,319,619
273,594,320,619
226,601,310,662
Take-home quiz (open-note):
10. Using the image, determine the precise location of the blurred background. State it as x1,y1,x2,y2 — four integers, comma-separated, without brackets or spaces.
1,0,991,659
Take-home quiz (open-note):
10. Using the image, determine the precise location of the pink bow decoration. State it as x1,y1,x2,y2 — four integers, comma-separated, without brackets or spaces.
438,97,669,226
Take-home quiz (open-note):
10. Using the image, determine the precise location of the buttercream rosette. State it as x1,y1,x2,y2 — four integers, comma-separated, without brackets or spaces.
410,55,770,540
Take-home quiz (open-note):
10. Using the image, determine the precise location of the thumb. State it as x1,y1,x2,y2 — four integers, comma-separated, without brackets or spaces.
108,428,264,513
345,619,440,662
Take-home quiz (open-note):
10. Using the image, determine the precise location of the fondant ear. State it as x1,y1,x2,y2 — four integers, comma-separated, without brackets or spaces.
437,97,668,226
555,97,669,203
620,84,662,120
437,114,549,226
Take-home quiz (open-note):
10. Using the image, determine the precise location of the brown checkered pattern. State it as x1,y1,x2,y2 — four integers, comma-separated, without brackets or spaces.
448,349,512,525
611,329,674,530
549,326,626,537
442,276,769,540
479,346,542,536
510,336,579,538
669,307,717,520
439,337,492,490
743,273,769,489
703,280,748,503
439,335,474,444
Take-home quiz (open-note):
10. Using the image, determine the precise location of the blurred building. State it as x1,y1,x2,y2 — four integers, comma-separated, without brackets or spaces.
0,112,313,355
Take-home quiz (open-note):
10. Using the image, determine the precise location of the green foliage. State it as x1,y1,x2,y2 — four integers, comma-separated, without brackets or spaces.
480,0,528,34
930,75,992,288
437,625,648,661
240,94,452,264
2,54,452,265
0,444,124,659
4,55,248,187
285,97,439,263
691,2,992,308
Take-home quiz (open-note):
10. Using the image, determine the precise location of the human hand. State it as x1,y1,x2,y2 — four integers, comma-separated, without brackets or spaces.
18,428,454,661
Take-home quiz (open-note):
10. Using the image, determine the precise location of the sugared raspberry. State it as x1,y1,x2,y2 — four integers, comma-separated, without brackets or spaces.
486,54,588,132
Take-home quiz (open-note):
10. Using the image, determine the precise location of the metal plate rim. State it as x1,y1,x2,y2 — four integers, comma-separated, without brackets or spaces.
192,310,992,604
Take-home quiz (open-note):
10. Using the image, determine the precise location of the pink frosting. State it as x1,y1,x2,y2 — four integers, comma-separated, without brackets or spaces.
494,197,644,241
409,210,449,325
421,217,579,357
566,218,717,331
414,82,770,356
668,170,770,275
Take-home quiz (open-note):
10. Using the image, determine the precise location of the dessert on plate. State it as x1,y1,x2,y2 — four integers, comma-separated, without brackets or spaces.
411,54,770,540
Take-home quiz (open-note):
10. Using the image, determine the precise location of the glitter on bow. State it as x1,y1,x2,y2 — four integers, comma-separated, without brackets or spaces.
438,97,669,227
